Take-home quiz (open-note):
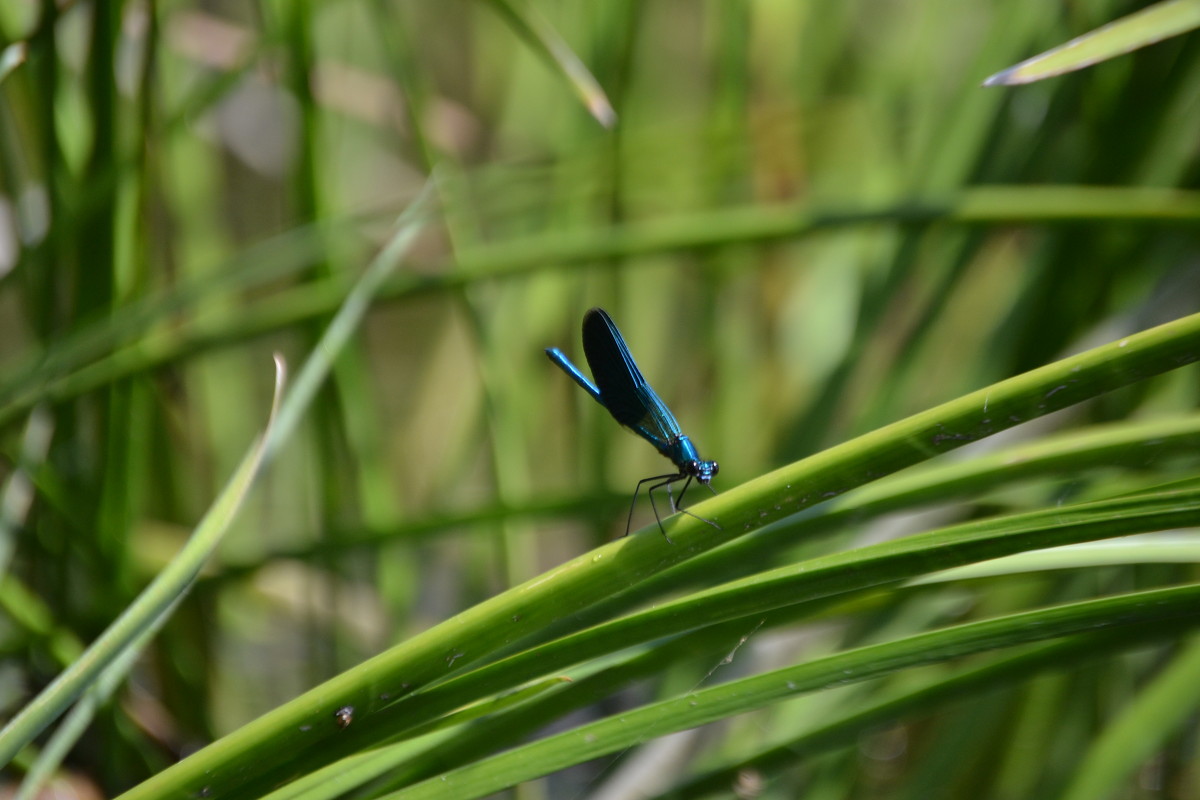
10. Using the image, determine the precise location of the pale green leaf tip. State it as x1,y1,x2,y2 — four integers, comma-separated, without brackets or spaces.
588,97,617,129
983,65,1026,87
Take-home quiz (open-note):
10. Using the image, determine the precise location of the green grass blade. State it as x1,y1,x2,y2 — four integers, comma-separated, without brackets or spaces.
366,481,1200,758
914,537,1200,584
661,628,1193,799
479,0,616,127
115,310,1200,799
1059,635,1200,800
709,311,1200,538
452,186,1200,277
261,185,433,458
0,222,350,418
385,584,1200,800
255,729,459,800
148,477,1200,796
0,385,276,766
3,189,1196,433
591,414,1200,619
984,0,1200,86
0,188,432,774
255,679,572,800
14,596,186,800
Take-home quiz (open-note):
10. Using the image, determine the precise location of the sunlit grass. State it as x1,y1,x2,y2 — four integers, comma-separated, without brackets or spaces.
1,1,1198,798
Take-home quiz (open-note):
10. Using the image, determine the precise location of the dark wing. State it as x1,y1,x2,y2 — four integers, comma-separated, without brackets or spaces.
581,308,682,447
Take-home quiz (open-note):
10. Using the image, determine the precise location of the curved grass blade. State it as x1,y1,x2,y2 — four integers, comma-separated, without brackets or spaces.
0,359,283,769
1,186,433,776
912,536,1200,585
14,591,196,800
262,184,433,456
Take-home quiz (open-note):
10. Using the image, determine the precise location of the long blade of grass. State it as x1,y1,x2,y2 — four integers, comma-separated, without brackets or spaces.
913,536,1200,584
0,364,281,766
1059,635,1200,800
479,0,616,127
984,0,1200,86
211,414,1200,589
660,627,1194,799
352,481,1200,761
14,591,191,800
255,680,572,800
3,187,1198,433
575,414,1200,623
262,184,433,456
115,310,1200,799
0,221,353,413
0,186,433,771
229,603,1200,800
385,584,1200,800
140,493,1200,796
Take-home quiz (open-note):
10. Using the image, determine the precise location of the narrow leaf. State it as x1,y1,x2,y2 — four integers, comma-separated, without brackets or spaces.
387,584,1200,800
985,0,1200,86
480,0,616,127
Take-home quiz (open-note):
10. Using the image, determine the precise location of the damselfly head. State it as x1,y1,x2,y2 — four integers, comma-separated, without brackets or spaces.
685,459,719,484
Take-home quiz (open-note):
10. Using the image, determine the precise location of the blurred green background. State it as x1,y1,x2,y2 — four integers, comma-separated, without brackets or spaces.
2,0,1200,797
